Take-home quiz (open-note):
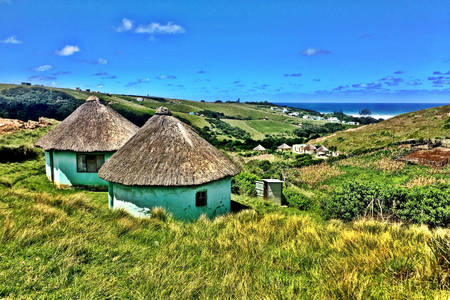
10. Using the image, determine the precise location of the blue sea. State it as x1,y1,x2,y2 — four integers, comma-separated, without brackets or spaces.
276,102,448,119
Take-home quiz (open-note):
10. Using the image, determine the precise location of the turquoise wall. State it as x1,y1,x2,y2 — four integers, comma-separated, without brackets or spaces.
44,150,113,187
108,177,232,220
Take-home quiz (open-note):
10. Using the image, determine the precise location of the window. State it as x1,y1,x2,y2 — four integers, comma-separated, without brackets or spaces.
76,154,105,173
195,190,207,207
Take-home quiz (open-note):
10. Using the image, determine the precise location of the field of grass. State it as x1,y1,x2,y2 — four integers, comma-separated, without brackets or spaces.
322,105,450,153
0,113,449,299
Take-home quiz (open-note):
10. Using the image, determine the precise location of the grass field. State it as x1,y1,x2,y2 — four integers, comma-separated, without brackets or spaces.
0,113,449,299
322,104,450,153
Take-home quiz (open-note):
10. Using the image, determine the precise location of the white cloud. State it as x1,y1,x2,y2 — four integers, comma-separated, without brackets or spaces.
34,64,52,72
1,36,22,44
97,84,104,88
135,22,185,35
115,18,133,32
300,48,331,56
97,58,108,65
55,45,80,56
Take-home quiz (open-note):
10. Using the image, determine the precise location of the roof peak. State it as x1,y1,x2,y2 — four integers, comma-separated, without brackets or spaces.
86,96,100,101
155,106,171,115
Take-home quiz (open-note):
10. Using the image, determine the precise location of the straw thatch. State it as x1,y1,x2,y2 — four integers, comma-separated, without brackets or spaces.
98,107,240,186
317,146,329,152
35,98,139,152
277,143,291,150
253,144,266,151
304,144,316,151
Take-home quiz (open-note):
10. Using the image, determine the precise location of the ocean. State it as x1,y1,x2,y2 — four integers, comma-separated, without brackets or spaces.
276,102,448,119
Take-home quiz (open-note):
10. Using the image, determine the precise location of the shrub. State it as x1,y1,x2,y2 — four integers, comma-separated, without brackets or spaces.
323,181,405,222
283,188,312,210
232,172,261,196
396,184,449,227
0,145,39,162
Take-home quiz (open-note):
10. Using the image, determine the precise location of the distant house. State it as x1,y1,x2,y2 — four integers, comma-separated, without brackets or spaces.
327,117,340,123
21,82,31,86
282,108,290,114
253,144,266,151
136,97,144,102
289,112,299,117
75,87,81,91
86,89,91,92
316,146,330,157
189,112,196,116
292,144,307,154
277,143,291,152
35,96,138,188
302,115,311,120
346,121,359,125
98,107,240,220
303,144,317,154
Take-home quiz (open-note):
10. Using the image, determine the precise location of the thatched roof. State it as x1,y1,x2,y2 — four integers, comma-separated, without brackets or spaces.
304,144,316,151
277,143,291,150
317,146,329,152
35,98,138,152
98,107,240,186
253,144,266,151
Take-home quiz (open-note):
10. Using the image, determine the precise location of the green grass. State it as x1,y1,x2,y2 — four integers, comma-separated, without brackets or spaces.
323,105,450,153
0,121,449,299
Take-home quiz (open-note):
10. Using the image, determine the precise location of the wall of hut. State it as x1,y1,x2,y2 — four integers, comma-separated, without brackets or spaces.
45,151,113,187
107,177,232,220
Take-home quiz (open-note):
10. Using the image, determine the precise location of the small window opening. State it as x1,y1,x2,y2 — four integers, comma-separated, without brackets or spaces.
77,154,105,173
196,190,207,207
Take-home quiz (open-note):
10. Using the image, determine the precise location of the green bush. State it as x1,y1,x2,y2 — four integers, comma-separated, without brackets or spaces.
396,184,449,227
322,181,405,222
283,188,312,210
324,181,449,227
232,172,261,196
0,145,39,162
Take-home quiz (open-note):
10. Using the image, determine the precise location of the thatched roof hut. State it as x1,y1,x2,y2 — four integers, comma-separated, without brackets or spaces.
277,143,291,150
253,144,266,151
36,96,138,152
317,145,329,153
304,144,316,151
99,107,240,186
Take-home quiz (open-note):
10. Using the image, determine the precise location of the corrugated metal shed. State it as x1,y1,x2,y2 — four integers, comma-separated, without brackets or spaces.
256,179,284,205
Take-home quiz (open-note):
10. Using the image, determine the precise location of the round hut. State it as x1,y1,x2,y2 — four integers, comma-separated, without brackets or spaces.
98,107,240,220
277,143,291,152
35,96,138,187
253,144,266,151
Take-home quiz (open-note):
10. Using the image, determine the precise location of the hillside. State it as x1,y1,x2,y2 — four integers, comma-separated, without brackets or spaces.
0,128,448,298
319,104,450,153
0,83,370,148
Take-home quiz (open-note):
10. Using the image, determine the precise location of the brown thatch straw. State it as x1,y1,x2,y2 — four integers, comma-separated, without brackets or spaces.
253,144,266,151
98,107,240,186
304,144,316,151
277,143,291,150
35,98,138,152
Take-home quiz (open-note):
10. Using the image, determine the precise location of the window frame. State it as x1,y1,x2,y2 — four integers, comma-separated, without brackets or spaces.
76,153,105,173
195,190,207,207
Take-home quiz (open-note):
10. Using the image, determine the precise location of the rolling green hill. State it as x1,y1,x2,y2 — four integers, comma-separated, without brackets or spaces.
320,104,450,153
0,83,355,144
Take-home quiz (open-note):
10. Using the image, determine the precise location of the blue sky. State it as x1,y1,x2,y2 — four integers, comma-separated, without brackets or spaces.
1,0,449,103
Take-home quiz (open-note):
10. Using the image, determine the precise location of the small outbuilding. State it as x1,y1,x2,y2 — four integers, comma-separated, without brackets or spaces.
256,179,284,205
253,144,266,151
35,96,138,188
98,107,240,220
277,143,291,151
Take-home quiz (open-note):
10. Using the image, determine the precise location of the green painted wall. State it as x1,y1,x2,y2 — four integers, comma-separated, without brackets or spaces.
44,150,113,187
108,177,232,220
